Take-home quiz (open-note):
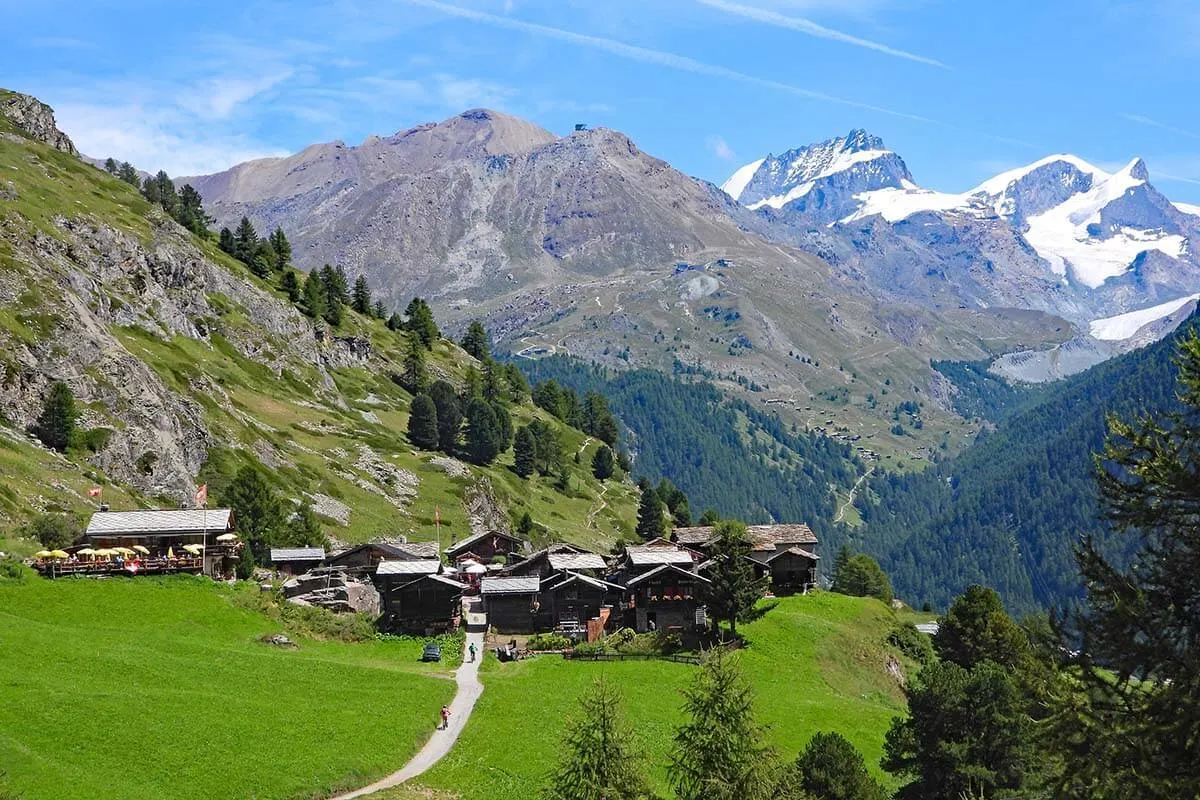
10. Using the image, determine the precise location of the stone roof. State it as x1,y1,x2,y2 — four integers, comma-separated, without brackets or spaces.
671,523,817,550
672,527,716,546
394,541,440,559
627,548,695,567
376,559,441,576
270,547,326,562
86,509,234,536
445,530,525,557
764,546,820,562
625,563,711,587
480,576,541,595
548,552,608,571
544,572,625,593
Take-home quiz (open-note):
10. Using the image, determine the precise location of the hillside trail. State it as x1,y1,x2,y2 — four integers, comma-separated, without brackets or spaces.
587,481,610,529
329,600,486,799
577,436,593,457
835,467,873,524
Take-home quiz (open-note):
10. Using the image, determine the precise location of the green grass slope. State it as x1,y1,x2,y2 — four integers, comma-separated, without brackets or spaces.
0,574,455,800
403,592,907,799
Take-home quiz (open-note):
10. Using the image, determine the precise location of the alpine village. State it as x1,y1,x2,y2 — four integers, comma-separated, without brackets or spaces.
3,9,1200,798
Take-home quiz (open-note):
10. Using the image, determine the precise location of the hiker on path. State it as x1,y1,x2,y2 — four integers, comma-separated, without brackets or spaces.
440,705,451,730
468,642,477,662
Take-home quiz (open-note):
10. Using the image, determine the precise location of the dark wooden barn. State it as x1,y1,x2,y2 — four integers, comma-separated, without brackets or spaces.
480,576,542,632
381,573,466,634
445,531,528,565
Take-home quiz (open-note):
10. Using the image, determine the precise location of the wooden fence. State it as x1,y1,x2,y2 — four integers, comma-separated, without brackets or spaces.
561,651,703,665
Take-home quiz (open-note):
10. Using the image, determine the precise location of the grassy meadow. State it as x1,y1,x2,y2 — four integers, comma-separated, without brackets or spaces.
399,592,907,800
0,573,456,800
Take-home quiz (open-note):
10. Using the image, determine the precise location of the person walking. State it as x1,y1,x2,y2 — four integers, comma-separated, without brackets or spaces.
439,705,451,731
468,642,477,662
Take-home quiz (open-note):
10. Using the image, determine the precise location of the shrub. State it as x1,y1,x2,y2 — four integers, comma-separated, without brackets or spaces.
572,640,610,656
71,426,114,454
23,512,80,550
0,559,28,582
528,633,571,651
888,622,935,666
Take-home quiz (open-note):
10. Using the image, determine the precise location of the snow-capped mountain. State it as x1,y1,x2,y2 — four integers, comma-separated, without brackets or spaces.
723,129,913,223
726,134,1200,364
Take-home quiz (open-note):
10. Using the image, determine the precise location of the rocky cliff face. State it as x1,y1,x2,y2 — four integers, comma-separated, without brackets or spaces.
0,90,77,155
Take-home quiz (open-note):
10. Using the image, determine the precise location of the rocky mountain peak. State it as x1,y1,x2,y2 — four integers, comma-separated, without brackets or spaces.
1126,157,1150,182
841,128,886,153
0,89,78,156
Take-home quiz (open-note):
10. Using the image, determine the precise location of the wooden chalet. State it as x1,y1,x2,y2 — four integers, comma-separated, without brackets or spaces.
380,572,465,634
504,543,607,579
622,564,710,633
327,541,439,575
444,530,527,565
479,576,542,632
672,523,820,593
79,508,239,577
540,572,623,640
270,547,327,576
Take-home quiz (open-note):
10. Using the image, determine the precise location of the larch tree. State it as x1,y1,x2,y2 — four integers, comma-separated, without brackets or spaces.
514,425,537,478
542,678,654,800
351,274,372,315
401,336,429,393
460,320,490,361
634,482,667,541
407,394,440,450
705,520,767,639
35,380,77,452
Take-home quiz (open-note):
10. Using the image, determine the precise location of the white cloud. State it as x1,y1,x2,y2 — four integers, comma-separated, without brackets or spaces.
696,0,946,67
404,0,935,123
177,71,294,120
1121,113,1200,141
707,135,736,161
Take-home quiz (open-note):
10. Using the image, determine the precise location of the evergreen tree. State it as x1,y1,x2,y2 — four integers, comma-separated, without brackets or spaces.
935,585,1030,671
657,478,692,527
616,449,632,473
301,270,326,319
516,510,535,537
372,300,387,320
218,227,236,255
428,380,463,454
832,544,851,586
407,394,440,450
175,184,210,234
789,732,888,800
387,312,405,332
583,391,619,445
103,157,117,174
483,359,506,403
352,275,372,315
404,297,440,348
35,380,77,452
285,500,325,547
401,336,429,393
460,320,490,361
504,363,530,402
319,264,348,326
1047,329,1200,799
117,161,139,186
268,228,292,269
249,240,276,278
462,365,483,402
832,554,893,604
706,520,767,639
514,425,537,478
699,508,721,526
591,444,615,480
280,270,301,303
463,398,502,466
542,678,653,800
233,216,259,263
635,483,667,541
490,400,513,451
670,650,778,800
221,465,285,565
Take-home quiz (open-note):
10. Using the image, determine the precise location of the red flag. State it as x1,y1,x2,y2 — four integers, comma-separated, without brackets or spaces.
195,484,208,507
87,486,102,498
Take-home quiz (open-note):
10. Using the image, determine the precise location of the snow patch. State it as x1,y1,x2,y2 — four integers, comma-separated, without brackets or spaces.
841,186,970,223
1089,294,1200,340
969,154,1108,197
1173,200,1200,218
721,158,764,202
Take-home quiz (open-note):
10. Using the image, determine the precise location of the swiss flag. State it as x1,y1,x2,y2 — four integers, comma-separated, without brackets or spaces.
195,484,208,507
87,486,102,498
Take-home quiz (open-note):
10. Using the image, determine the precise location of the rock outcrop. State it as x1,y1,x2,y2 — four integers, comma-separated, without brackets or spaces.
1,90,78,155
282,568,381,615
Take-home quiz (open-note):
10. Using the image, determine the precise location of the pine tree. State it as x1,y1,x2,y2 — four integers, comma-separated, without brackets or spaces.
405,297,440,348
635,484,667,541
591,445,614,480
319,264,348,326
280,270,301,303
460,320,490,361
790,732,888,800
529,419,563,475
233,216,259,263
175,184,209,234
463,398,502,466
833,544,851,586
387,312,405,332
142,170,177,216
218,227,236,255
301,270,326,320
35,381,77,452
407,394,440,450
372,300,387,320
670,650,778,800
490,400,513,451
352,275,372,315
402,336,429,393
117,161,139,186
1047,329,1200,799
249,240,276,278
103,157,117,174
429,381,463,454
542,678,653,800
285,501,325,548
705,520,767,639
832,554,893,604
269,228,292,269
514,425,537,478
221,465,285,566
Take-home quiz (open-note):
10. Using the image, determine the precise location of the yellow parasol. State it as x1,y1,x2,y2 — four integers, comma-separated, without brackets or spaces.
49,550,69,559
132,545,149,555
116,547,135,555
215,533,237,542
168,547,175,558
35,550,52,558
77,548,96,556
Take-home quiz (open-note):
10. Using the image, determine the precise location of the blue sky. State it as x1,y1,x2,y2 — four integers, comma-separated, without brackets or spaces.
5,0,1200,201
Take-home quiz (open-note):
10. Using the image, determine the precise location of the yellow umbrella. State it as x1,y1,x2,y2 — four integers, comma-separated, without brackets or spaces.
167,547,175,558
132,545,149,555
49,550,69,559
216,533,237,542
77,548,96,556
35,550,52,558
116,547,135,555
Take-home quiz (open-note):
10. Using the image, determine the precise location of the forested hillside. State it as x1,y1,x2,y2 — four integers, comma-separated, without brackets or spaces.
859,312,1200,615
515,356,862,542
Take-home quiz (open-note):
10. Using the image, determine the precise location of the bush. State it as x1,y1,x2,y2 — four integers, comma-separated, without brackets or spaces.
0,559,28,582
572,640,610,656
23,512,80,550
888,622,936,666
527,633,572,651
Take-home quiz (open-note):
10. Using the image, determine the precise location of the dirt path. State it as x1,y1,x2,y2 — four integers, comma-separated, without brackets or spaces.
835,467,873,525
576,436,593,457
587,481,610,529
330,605,486,799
